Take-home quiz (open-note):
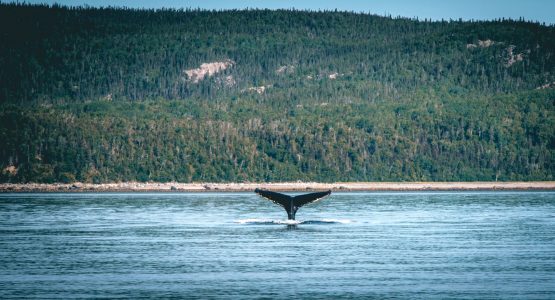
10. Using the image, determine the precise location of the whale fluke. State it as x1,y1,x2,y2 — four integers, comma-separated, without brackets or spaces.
254,188,331,220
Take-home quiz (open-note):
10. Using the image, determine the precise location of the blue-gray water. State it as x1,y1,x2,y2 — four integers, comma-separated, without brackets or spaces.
1,192,554,299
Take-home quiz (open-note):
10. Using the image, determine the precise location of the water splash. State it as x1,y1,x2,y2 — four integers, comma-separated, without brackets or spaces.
235,218,352,225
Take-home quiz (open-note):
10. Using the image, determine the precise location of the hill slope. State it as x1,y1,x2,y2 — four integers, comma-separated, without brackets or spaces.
1,4,554,183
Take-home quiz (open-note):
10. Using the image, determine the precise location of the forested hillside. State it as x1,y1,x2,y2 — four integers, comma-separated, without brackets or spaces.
1,3,554,183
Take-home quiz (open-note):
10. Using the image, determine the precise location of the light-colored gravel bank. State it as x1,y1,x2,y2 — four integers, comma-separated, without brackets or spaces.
1,181,554,192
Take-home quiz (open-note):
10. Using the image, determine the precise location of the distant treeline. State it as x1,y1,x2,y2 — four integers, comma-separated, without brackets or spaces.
0,3,554,182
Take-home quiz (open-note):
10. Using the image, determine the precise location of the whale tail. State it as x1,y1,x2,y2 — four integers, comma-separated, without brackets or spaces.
254,188,331,220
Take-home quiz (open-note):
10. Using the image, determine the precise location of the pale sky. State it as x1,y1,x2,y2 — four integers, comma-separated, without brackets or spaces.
19,0,555,25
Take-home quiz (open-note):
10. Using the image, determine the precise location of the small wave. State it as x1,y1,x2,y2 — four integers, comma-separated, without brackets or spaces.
304,218,352,224
235,218,352,225
235,218,300,225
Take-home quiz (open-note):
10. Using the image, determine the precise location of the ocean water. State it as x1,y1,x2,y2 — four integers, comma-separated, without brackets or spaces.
0,191,554,299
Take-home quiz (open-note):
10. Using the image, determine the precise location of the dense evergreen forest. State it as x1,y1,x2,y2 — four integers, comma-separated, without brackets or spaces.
1,3,554,183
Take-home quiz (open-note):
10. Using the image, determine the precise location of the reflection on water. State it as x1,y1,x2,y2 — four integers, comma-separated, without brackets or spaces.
0,192,554,299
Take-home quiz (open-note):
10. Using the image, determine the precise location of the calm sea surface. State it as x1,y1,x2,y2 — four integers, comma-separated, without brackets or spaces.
0,192,554,299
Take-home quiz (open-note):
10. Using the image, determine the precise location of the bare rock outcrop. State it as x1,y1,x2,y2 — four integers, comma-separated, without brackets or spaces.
329,72,340,79
276,65,295,74
466,39,496,49
242,85,272,94
2,165,17,176
536,81,555,90
184,60,235,83
505,45,524,67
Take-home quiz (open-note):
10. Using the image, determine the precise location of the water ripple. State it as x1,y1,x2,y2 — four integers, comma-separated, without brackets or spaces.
0,191,554,299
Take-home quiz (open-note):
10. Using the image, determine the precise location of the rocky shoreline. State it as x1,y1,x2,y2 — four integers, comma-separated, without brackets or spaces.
1,181,555,192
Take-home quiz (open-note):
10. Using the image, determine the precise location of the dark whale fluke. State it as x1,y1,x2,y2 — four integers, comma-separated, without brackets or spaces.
254,188,331,220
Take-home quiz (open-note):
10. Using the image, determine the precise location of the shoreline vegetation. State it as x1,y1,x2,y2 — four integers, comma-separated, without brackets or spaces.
1,182,554,193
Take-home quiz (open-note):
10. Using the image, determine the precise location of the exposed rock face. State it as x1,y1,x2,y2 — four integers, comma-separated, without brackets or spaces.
465,40,526,67
242,85,272,94
329,72,339,79
224,75,236,87
216,75,236,87
505,45,525,67
466,39,495,49
536,81,555,90
3,165,17,176
478,39,495,47
276,65,295,74
184,60,235,83
328,72,346,79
